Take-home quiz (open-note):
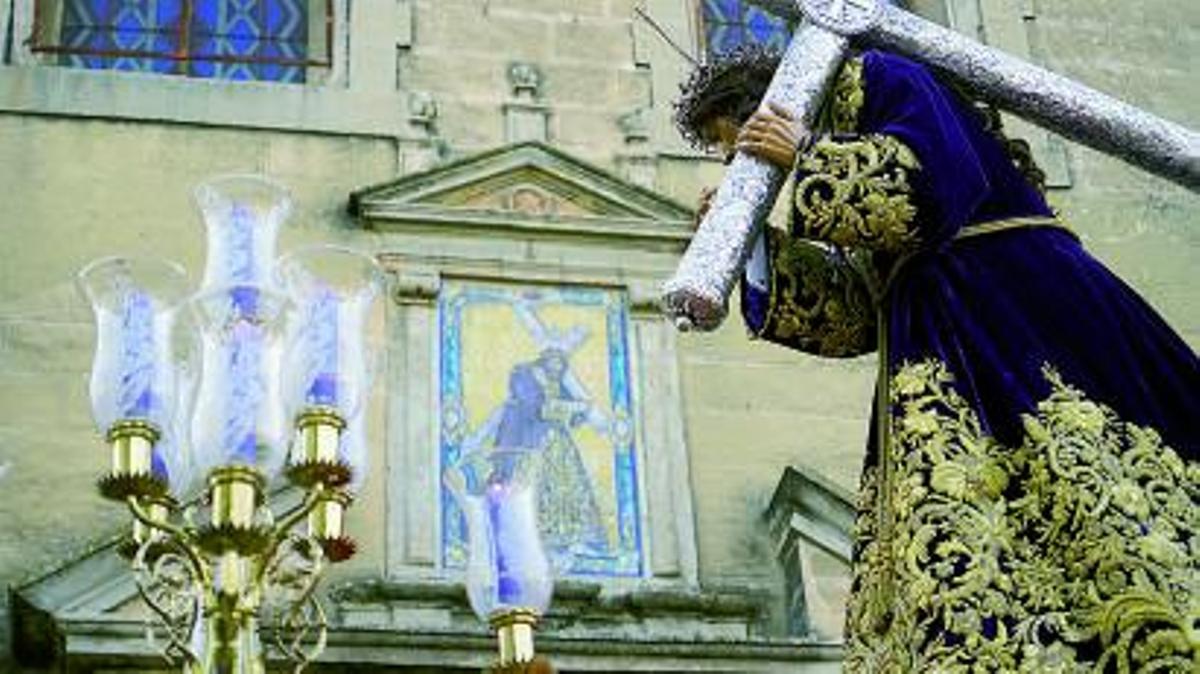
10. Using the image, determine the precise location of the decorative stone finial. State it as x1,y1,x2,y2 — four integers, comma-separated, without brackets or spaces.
508,62,544,100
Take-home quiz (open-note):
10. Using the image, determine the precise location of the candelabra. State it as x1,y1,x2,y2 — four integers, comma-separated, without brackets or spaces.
78,176,383,673
445,446,554,670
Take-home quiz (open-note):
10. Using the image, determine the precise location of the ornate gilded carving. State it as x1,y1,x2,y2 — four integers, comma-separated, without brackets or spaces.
793,135,921,253
845,360,1200,672
752,228,876,358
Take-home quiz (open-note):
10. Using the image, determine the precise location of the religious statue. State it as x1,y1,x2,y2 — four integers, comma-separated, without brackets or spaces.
673,41,1199,670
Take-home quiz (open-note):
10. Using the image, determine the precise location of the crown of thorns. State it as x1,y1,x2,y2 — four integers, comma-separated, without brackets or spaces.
673,44,783,148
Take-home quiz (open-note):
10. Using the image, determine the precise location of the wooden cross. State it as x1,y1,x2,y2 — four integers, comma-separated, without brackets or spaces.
662,0,1200,332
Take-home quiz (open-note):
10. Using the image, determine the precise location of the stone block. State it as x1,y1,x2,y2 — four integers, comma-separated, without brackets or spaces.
679,358,876,420
685,407,867,580
551,16,633,66
431,100,507,151
541,62,618,107
408,52,508,102
420,1,552,62
505,102,551,143
616,66,653,109
549,107,623,151
486,0,610,19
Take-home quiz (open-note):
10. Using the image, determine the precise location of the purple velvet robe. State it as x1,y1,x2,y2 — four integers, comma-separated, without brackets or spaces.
739,48,1199,670
743,50,1198,460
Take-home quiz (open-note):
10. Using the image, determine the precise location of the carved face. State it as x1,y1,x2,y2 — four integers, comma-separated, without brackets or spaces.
700,115,740,164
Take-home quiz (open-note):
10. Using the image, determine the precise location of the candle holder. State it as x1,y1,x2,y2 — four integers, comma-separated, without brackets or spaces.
446,447,553,669
279,245,384,561
78,256,191,501
80,176,384,673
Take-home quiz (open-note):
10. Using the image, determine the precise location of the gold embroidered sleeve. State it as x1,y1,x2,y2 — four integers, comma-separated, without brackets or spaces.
751,227,876,358
793,134,922,254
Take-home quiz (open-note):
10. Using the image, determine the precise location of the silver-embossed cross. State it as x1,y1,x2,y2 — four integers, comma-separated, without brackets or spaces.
661,0,1200,332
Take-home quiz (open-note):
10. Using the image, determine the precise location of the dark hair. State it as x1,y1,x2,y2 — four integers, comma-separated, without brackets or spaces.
673,44,782,148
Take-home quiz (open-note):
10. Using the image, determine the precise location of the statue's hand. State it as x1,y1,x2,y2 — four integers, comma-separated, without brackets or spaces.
737,103,809,170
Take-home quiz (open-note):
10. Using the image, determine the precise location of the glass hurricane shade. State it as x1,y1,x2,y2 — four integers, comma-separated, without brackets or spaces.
186,174,295,479
187,284,292,479
194,175,292,292
447,449,553,621
278,245,383,422
77,256,191,486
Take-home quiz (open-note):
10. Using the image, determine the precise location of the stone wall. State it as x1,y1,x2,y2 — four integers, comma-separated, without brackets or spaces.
1034,0,1198,345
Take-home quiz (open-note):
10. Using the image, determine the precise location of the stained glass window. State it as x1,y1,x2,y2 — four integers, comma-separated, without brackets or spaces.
701,0,792,57
33,1,326,83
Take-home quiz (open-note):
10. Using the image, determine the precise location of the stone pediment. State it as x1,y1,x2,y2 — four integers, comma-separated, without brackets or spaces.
348,142,693,242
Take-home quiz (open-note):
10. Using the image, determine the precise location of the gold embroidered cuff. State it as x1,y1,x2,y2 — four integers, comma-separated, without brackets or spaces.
793,134,921,254
754,228,876,358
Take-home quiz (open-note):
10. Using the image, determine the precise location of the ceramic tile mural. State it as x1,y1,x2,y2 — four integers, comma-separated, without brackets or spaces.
439,280,643,577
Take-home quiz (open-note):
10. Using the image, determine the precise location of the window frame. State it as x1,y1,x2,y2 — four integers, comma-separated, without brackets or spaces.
696,0,794,59
24,0,334,80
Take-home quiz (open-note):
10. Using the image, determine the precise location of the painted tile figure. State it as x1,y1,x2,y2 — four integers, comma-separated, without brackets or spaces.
470,307,612,568
440,282,643,578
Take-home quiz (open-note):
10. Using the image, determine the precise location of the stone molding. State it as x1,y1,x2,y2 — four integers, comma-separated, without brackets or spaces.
352,142,692,216
349,143,701,589
764,466,855,639
11,545,842,671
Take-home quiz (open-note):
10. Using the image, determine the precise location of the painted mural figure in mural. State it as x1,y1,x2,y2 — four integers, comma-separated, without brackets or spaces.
675,44,1199,670
463,300,612,568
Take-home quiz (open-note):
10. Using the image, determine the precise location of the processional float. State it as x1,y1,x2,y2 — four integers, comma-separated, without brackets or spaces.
662,0,1200,332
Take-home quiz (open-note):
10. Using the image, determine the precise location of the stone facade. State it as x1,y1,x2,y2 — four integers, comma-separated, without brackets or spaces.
0,0,1195,671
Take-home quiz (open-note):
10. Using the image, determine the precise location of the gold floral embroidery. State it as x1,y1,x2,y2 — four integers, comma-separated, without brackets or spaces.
753,227,876,358
830,55,865,135
845,360,1200,673
794,135,921,254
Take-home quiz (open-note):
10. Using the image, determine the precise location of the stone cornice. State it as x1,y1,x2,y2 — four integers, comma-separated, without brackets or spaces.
359,202,692,247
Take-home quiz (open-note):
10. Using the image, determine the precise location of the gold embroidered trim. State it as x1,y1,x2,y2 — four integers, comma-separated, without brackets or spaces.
845,360,1200,672
794,134,921,254
955,214,1078,242
754,228,876,358
830,55,865,135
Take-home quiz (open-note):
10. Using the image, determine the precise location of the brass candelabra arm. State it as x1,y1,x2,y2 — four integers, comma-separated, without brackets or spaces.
129,530,205,667
280,594,327,674
257,484,329,588
126,496,211,587
239,486,333,673
263,532,328,673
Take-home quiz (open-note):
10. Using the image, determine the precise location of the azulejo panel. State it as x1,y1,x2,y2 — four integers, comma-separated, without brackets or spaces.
439,280,643,578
